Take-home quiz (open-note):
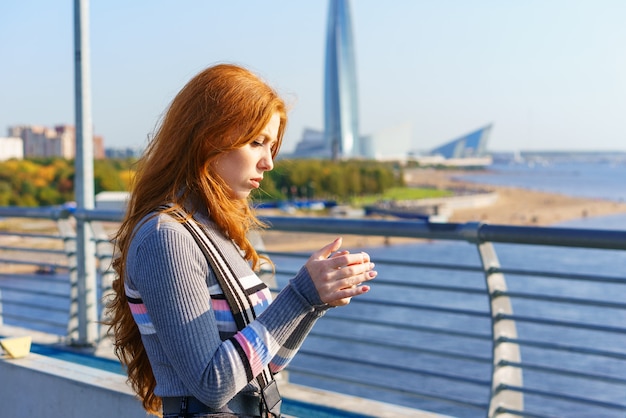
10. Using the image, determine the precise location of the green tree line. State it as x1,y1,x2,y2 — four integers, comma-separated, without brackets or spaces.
0,158,404,207
0,158,135,207
251,159,404,202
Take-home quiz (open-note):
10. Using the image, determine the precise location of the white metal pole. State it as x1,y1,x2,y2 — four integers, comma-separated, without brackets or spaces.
73,0,98,346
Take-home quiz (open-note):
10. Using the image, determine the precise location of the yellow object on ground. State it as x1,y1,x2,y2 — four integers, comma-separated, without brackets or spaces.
0,336,32,359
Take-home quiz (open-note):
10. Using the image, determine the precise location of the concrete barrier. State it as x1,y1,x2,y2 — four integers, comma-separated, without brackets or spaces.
0,350,442,418
0,324,443,417
0,352,148,417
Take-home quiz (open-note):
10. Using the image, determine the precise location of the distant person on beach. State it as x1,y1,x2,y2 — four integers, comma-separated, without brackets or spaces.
105,63,377,417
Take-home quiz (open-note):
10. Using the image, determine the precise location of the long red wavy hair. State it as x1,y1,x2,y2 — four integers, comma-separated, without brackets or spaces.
105,63,287,415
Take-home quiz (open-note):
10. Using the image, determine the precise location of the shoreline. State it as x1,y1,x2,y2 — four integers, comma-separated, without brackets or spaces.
260,168,626,252
404,168,626,226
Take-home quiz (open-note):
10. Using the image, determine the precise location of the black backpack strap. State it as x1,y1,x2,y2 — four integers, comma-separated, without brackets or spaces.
167,207,281,417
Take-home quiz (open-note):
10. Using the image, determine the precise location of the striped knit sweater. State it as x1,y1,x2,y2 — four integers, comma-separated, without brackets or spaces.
125,210,331,409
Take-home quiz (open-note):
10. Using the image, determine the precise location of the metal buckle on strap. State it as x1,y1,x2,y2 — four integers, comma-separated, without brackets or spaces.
261,380,282,417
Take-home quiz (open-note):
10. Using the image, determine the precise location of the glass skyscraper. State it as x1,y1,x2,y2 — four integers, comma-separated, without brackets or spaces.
324,0,360,160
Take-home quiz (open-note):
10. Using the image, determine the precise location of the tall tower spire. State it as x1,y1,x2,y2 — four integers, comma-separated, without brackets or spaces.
324,0,360,160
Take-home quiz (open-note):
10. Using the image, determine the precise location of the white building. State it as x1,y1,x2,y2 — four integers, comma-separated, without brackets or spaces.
0,136,24,161
7,124,105,159
95,191,130,211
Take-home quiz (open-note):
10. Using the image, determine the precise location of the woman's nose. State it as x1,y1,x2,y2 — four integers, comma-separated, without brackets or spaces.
259,149,274,171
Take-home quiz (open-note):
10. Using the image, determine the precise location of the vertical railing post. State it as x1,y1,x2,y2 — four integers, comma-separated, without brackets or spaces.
73,0,98,346
460,222,524,416
91,221,115,341
57,218,78,340
476,240,524,417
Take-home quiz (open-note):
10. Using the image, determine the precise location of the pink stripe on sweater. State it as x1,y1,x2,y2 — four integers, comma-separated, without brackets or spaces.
211,299,230,311
233,333,263,377
128,303,147,314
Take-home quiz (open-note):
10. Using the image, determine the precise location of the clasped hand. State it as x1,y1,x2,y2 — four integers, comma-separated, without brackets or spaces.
305,237,377,306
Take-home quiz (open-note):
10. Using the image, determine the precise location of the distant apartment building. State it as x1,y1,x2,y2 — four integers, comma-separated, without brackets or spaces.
7,124,104,159
0,136,24,161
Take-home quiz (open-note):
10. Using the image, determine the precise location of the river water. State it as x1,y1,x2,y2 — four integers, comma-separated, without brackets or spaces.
279,160,626,417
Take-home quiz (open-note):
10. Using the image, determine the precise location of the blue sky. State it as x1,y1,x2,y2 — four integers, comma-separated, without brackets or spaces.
1,0,625,153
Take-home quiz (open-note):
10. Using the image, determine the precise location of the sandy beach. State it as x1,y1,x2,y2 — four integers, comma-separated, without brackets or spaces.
403,168,626,226
259,168,626,252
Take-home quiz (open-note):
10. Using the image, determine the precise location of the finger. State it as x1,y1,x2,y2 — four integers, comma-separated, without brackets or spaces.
329,250,349,259
325,251,368,270
326,284,372,306
337,267,377,287
327,297,352,307
346,251,370,266
310,237,343,261
321,268,376,304
334,255,375,276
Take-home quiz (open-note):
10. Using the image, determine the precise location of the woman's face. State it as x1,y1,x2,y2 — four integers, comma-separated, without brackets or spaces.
214,112,280,199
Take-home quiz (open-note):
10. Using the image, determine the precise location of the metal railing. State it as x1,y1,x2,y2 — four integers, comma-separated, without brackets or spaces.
0,206,625,418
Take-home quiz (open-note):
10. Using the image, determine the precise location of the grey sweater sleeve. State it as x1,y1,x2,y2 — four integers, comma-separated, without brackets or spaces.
126,215,330,408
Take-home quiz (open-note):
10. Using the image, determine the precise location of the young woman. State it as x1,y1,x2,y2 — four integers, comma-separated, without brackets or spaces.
105,64,377,417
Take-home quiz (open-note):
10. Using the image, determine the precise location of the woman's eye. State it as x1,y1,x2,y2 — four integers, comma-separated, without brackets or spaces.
252,140,264,147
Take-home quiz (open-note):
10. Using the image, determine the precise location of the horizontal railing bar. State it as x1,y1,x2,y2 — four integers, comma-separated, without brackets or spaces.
286,365,488,410
477,224,626,250
310,330,491,364
260,216,626,249
362,259,483,273
275,269,488,297
494,290,626,309
499,337,626,360
261,217,469,240
0,273,70,284
499,361,626,385
364,297,491,318
0,286,69,300
0,247,76,261
266,250,486,273
495,267,626,285
274,274,491,319
0,312,68,329
273,254,626,286
500,384,626,411
0,206,71,219
496,314,626,334
0,246,66,255
3,208,626,250
0,231,64,240
72,208,122,222
0,300,69,313
0,259,68,270
326,314,491,341
377,279,486,295
298,350,491,387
